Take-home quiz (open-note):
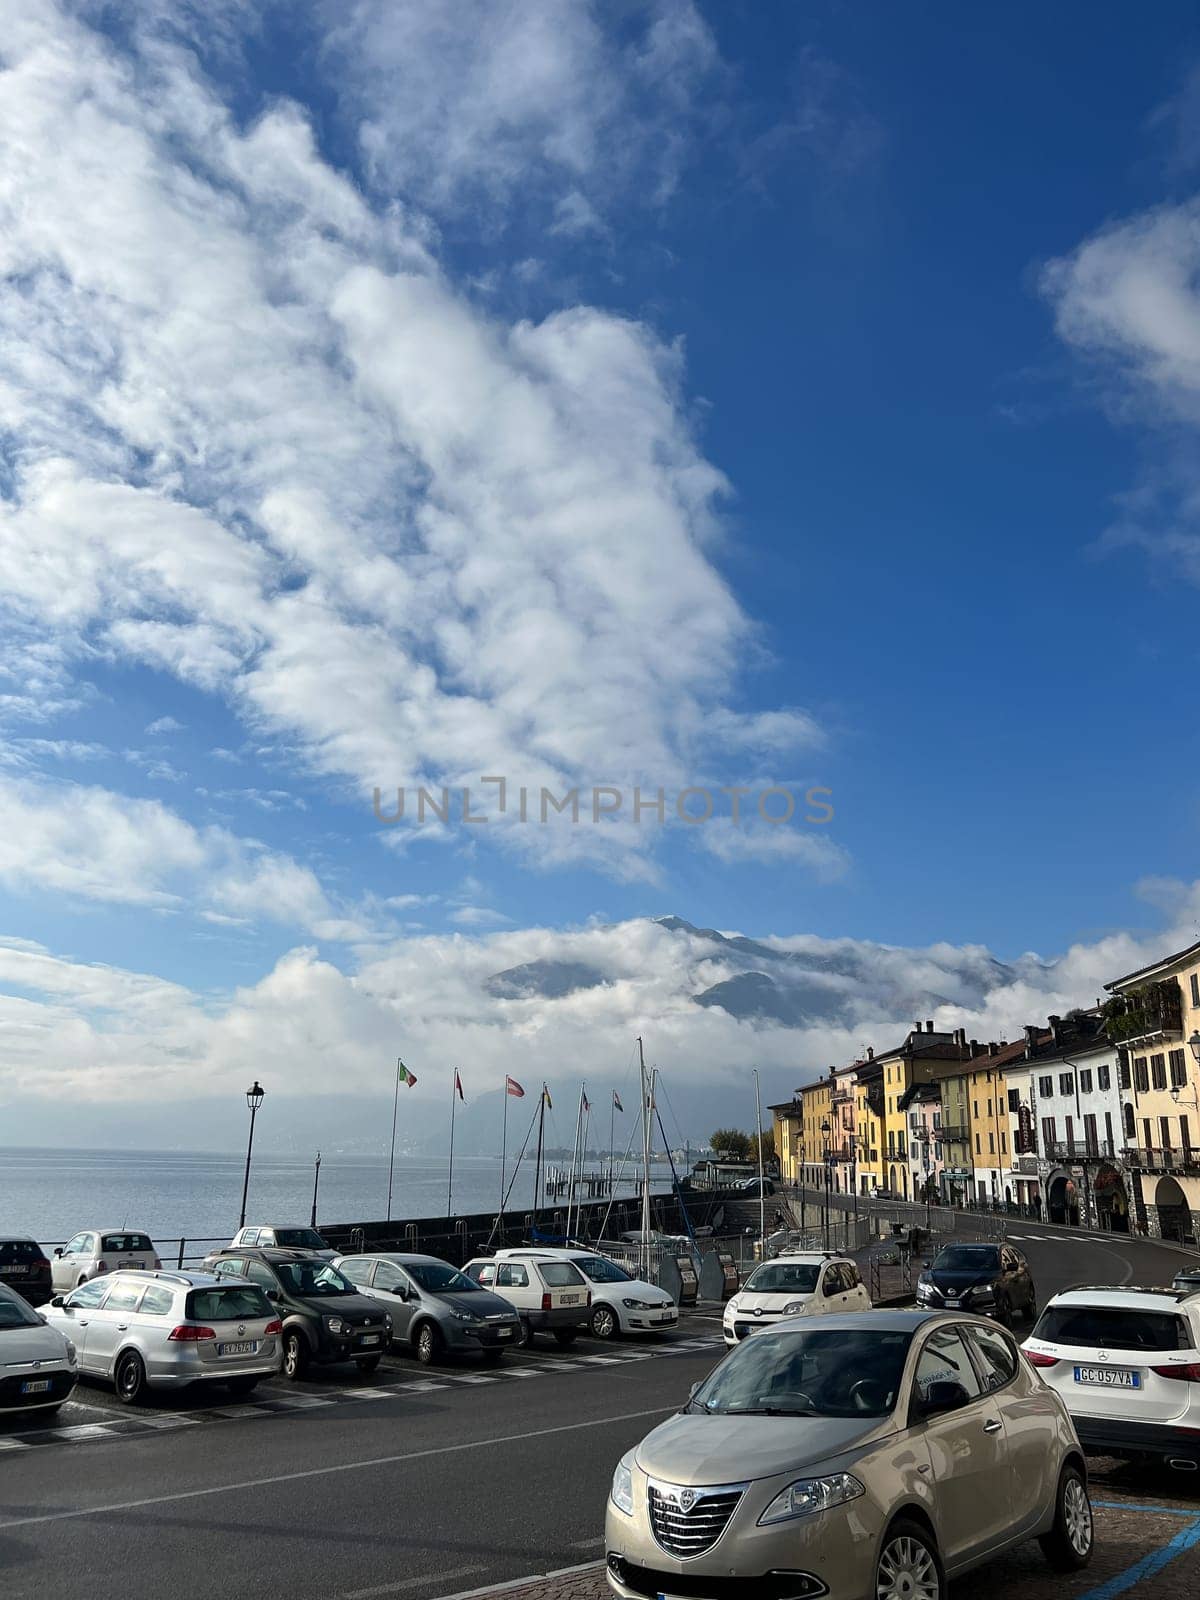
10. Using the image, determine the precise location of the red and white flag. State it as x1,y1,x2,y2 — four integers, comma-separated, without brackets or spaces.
613,1091,624,1113
506,1075,525,1098
582,1089,591,1113
454,1069,464,1101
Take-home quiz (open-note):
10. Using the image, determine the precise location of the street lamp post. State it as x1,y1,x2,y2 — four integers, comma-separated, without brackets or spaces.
921,1132,932,1232
238,1081,265,1231
820,1117,831,1250
310,1150,322,1228
849,1132,858,1222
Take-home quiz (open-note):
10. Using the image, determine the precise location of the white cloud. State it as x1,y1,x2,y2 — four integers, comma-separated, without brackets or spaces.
145,715,185,735
3,896,1198,1116
0,3,832,882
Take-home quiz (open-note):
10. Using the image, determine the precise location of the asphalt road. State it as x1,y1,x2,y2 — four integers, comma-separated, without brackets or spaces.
0,1223,1196,1600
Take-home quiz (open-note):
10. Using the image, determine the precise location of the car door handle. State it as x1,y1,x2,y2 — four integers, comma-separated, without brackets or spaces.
983,1419,1002,1434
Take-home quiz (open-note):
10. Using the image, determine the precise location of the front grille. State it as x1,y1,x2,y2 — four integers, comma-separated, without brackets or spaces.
647,1479,744,1558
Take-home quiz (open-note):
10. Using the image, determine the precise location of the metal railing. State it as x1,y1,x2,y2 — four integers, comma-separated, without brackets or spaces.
1122,1146,1200,1173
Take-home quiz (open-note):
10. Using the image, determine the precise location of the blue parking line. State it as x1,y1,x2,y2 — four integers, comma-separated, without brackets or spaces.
1077,1513,1200,1600
1091,1500,1196,1517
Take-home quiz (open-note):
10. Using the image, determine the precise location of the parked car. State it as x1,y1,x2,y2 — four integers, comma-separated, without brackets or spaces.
0,1281,77,1418
462,1254,591,1346
230,1225,336,1259
915,1241,1035,1325
740,1177,776,1197
1021,1285,1200,1470
43,1269,281,1404
50,1229,161,1293
723,1252,870,1346
1172,1266,1200,1293
201,1248,390,1379
0,1234,53,1306
494,1248,677,1340
335,1252,522,1364
606,1310,1092,1600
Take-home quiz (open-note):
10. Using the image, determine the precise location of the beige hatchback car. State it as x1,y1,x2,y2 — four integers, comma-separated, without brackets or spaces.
606,1309,1092,1600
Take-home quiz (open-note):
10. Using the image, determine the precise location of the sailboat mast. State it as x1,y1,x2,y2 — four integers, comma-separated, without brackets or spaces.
638,1036,652,1279
533,1084,546,1226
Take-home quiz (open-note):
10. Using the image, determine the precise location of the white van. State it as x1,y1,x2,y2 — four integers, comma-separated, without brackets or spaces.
462,1254,591,1347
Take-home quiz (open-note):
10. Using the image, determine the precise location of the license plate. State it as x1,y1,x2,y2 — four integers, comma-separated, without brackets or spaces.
0,1265,27,1275
217,1341,257,1357
497,1327,513,1338
358,1333,381,1346
1074,1365,1140,1388
21,1380,51,1394
944,1298,960,1307
560,1295,580,1305
654,1313,675,1323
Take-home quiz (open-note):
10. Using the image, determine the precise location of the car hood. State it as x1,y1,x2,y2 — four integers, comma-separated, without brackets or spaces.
3,1319,73,1363
926,1268,995,1290
603,1277,668,1302
435,1289,518,1319
294,1292,385,1321
634,1412,891,1487
732,1291,812,1312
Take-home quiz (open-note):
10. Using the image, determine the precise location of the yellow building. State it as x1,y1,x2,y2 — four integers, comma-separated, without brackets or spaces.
798,1073,835,1189
967,1049,1014,1204
770,1094,804,1187
1106,940,1200,1241
854,1057,885,1196
871,1022,974,1200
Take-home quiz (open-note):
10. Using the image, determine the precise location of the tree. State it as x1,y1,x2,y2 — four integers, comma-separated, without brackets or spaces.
710,1128,751,1160
749,1129,776,1167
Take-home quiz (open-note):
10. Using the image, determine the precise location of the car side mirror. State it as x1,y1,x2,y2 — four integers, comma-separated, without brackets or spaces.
54,1248,63,1258
922,1259,932,1269
919,1380,971,1418
51,1296,66,1309
265,1288,280,1301
688,1381,701,1399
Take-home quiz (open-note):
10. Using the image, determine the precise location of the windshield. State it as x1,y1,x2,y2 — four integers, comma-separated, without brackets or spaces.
276,1261,356,1297
273,1228,330,1249
573,1256,631,1284
407,1261,480,1293
694,1327,912,1418
932,1247,998,1272
743,1262,819,1295
0,1288,41,1328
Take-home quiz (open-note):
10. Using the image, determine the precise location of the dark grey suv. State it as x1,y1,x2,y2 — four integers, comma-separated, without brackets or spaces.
202,1248,391,1379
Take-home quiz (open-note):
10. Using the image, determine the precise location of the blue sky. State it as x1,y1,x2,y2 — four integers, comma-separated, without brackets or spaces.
3,1,1200,1139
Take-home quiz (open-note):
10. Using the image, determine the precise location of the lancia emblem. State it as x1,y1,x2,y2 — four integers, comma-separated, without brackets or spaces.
679,1489,698,1512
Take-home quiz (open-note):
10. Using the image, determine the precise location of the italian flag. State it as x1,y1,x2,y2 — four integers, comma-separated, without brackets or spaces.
398,1062,417,1088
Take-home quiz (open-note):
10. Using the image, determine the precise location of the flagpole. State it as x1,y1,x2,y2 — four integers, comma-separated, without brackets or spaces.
387,1056,402,1222
447,1072,457,1216
499,1081,509,1226
609,1092,616,1198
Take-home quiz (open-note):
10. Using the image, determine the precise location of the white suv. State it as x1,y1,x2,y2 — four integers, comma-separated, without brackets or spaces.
493,1248,677,1340
723,1252,870,1346
1022,1285,1200,1470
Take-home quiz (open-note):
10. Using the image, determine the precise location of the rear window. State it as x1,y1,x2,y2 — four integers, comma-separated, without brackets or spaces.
1033,1304,1191,1352
0,1241,44,1265
272,1228,329,1250
187,1287,272,1321
539,1262,586,1287
102,1233,154,1253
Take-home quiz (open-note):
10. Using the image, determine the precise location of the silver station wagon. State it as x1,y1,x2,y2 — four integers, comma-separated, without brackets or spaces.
43,1269,282,1404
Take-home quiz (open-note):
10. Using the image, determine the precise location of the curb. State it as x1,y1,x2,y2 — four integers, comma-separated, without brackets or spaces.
434,1558,604,1600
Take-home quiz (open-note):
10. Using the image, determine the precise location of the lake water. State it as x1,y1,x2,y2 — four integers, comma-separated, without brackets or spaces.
0,1147,674,1250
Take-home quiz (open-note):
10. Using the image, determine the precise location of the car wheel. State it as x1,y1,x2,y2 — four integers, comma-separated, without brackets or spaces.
414,1322,443,1366
226,1376,260,1396
1039,1465,1093,1571
355,1355,382,1375
590,1304,619,1340
283,1331,309,1380
553,1328,578,1347
875,1519,943,1600
115,1350,148,1406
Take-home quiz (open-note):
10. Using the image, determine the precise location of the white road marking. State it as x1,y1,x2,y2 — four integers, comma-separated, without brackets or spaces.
339,1564,485,1599
0,1404,675,1530
432,1558,604,1600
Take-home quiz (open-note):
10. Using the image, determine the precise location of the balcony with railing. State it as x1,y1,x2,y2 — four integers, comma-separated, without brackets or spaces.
1045,1139,1120,1162
1104,978,1184,1048
1121,1146,1200,1173
936,1119,970,1142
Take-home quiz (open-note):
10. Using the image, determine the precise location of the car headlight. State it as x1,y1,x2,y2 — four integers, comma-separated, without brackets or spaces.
724,1298,740,1316
452,1310,483,1324
622,1298,653,1310
65,1339,78,1366
326,1317,348,1335
781,1300,809,1316
611,1457,635,1517
758,1473,865,1525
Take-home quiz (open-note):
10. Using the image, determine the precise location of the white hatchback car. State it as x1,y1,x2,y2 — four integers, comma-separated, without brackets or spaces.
0,1282,78,1419
51,1229,161,1292
494,1248,678,1340
1022,1285,1200,1470
463,1254,592,1346
723,1251,870,1346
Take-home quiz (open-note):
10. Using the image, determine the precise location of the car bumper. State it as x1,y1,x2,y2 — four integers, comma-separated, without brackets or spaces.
605,1473,881,1600
0,1366,77,1412
623,1309,679,1332
1072,1415,1200,1466
442,1321,522,1350
527,1306,589,1330
0,1276,52,1306
145,1341,282,1388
